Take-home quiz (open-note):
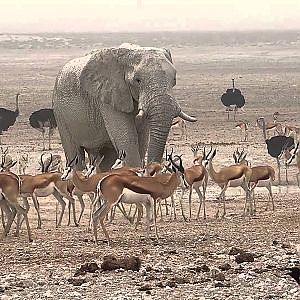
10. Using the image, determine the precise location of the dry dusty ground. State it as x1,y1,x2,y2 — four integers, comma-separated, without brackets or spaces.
0,38,299,299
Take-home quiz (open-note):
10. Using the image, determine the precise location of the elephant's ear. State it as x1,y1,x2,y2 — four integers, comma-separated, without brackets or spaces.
162,48,173,63
80,49,134,113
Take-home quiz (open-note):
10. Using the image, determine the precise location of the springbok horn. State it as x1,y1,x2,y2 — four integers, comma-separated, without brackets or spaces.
40,153,46,172
233,153,237,163
92,156,97,165
97,155,105,166
68,155,77,166
178,111,197,122
206,147,213,158
47,153,53,172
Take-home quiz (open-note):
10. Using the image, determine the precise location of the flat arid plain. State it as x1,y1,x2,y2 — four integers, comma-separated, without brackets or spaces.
0,31,299,299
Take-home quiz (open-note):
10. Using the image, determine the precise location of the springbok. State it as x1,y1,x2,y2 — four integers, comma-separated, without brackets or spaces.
92,155,186,245
202,148,253,217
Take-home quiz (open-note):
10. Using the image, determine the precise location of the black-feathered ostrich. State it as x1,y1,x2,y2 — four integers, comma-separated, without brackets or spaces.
259,117,294,185
29,108,57,150
221,78,245,120
0,93,20,144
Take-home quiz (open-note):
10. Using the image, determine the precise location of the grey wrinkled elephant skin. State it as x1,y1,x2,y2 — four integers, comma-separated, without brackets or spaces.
53,43,196,170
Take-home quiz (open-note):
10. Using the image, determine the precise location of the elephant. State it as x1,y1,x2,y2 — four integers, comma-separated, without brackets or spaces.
53,43,197,170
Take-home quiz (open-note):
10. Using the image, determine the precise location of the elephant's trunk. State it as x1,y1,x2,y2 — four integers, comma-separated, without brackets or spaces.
146,95,179,163
147,119,172,164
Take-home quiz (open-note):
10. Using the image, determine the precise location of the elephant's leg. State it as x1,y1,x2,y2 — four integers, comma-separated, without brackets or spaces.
54,114,84,169
100,147,119,171
101,105,142,167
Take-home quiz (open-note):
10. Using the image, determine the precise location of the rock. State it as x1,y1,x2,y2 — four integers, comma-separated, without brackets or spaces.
101,255,141,271
162,267,172,273
190,264,210,273
219,263,231,271
141,248,150,255
145,265,153,272
173,276,190,284
281,242,290,249
228,247,243,255
156,281,165,288
144,275,156,281
67,277,87,286
138,284,152,291
235,252,255,264
0,286,5,293
210,268,225,281
215,281,230,288
74,262,99,276
272,240,280,246
165,280,177,288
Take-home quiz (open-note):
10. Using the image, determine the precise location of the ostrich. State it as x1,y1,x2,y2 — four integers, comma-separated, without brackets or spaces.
0,93,20,144
260,117,294,185
29,108,57,150
221,78,245,121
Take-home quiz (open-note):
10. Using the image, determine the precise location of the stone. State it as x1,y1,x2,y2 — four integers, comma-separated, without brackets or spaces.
219,263,231,271
74,262,99,276
67,277,87,286
228,247,243,255
235,252,255,264
138,284,152,291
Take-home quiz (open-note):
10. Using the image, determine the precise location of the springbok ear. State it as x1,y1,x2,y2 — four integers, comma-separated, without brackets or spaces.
74,156,79,165
80,48,134,113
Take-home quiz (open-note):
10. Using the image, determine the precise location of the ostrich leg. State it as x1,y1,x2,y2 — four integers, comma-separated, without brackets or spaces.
42,130,45,151
233,105,237,121
276,157,281,187
48,128,52,150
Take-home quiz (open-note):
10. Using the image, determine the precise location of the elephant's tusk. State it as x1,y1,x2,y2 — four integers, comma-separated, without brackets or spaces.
178,111,197,122
136,109,144,120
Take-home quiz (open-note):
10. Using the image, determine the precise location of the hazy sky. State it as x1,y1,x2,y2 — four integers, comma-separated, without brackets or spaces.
1,0,300,33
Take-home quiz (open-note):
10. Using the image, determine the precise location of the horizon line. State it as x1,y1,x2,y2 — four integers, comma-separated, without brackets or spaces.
1,28,300,35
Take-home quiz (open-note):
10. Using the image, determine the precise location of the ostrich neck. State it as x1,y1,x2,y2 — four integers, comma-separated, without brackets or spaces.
261,118,267,140
15,94,19,114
